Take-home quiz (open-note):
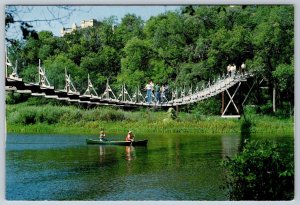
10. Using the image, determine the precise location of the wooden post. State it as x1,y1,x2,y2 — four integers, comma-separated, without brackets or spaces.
137,86,139,103
221,91,224,114
122,84,125,101
176,105,179,116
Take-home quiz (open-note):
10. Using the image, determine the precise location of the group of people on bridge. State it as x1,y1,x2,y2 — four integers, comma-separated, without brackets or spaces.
227,62,246,77
144,80,170,104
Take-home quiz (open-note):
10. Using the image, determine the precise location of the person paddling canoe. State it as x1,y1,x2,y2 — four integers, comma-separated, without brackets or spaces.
125,131,134,142
99,130,107,141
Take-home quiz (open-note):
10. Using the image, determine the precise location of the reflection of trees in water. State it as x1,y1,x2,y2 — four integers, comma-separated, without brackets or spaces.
175,137,180,168
221,134,241,159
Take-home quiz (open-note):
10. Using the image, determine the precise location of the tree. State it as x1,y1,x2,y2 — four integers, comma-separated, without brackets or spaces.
37,31,58,60
272,60,294,116
67,43,87,65
97,16,121,49
6,5,294,116
98,46,120,78
115,14,145,47
248,6,294,113
44,53,81,90
118,37,153,88
5,6,78,44
222,140,294,200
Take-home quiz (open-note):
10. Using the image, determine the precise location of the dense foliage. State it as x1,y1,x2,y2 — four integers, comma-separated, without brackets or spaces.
6,102,293,134
6,5,294,115
222,140,294,200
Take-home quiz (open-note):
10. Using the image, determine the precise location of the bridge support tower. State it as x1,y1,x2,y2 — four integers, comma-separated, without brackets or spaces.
221,76,255,118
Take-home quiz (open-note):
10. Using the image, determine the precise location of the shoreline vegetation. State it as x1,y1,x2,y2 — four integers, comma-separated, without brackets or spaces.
6,6,294,137
6,104,294,135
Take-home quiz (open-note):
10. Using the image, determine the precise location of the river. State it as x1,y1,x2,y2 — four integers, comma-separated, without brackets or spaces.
6,132,293,200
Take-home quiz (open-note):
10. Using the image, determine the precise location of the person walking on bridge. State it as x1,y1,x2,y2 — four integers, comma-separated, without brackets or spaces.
227,64,231,77
160,83,170,101
155,83,161,104
231,64,236,77
145,80,154,104
241,62,246,75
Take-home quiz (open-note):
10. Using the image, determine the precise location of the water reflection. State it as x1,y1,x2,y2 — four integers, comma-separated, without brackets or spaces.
125,146,136,161
99,145,105,164
221,134,241,159
175,137,180,167
97,145,137,163
6,133,293,200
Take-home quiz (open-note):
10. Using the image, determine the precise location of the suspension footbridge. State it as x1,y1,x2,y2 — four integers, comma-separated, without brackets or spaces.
5,58,253,117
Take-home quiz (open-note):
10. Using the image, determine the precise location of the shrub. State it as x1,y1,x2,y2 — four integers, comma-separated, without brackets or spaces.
36,106,67,124
274,102,294,119
240,119,252,133
167,108,177,120
222,140,294,200
5,92,31,104
243,105,257,116
60,108,83,123
191,97,221,115
18,108,37,124
257,101,273,115
99,108,126,121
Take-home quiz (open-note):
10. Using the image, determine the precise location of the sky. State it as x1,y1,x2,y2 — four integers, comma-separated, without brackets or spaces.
6,5,181,38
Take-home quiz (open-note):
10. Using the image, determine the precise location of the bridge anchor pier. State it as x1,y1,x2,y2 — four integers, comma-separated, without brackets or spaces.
221,81,241,118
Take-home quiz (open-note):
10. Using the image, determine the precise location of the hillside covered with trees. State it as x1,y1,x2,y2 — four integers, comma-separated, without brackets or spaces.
6,5,294,116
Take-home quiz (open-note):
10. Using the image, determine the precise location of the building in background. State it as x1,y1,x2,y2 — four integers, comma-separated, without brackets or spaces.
61,19,100,36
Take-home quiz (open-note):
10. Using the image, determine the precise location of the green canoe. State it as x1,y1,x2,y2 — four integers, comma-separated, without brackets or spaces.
86,139,148,146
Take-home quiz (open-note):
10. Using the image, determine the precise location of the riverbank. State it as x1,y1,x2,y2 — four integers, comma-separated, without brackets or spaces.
6,104,294,135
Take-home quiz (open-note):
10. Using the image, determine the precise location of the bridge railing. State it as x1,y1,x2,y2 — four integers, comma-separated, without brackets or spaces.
168,72,250,105
5,56,252,107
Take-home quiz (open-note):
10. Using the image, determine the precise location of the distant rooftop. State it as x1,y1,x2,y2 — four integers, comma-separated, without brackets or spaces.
61,19,100,36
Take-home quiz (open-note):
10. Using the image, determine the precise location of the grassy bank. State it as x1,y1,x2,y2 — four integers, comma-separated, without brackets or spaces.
6,104,294,135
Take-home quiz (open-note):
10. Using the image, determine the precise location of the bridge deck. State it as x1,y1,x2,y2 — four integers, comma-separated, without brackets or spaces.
5,73,252,108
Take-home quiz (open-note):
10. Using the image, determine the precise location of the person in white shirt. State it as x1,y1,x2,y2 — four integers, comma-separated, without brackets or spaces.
230,64,236,77
145,80,154,104
227,64,231,77
99,130,106,141
241,62,246,75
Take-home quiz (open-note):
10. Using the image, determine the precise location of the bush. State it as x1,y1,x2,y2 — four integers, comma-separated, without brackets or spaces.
82,108,102,121
7,105,80,125
243,105,257,116
99,108,126,121
274,102,294,119
240,119,252,133
60,108,82,123
6,92,31,104
222,140,294,200
17,108,37,124
191,97,221,115
167,108,177,120
256,101,273,115
35,106,68,124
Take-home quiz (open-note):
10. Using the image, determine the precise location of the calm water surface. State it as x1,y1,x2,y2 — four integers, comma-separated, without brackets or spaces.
6,132,293,200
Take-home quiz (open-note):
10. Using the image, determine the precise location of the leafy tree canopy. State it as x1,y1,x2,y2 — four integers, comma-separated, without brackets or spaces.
6,5,294,114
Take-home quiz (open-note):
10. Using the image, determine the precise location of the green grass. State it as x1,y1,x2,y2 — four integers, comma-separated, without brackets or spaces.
6,103,294,135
